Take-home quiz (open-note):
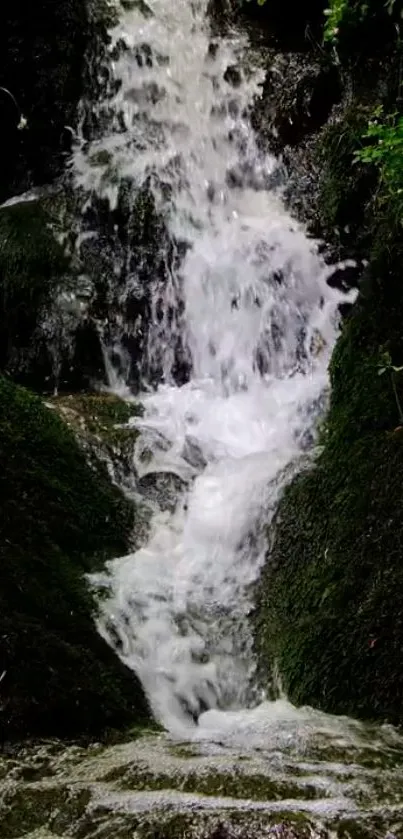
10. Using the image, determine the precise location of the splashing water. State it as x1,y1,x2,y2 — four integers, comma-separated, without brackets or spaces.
81,0,354,737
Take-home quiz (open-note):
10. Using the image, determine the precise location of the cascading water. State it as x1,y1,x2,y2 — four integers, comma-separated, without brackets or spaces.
79,0,354,736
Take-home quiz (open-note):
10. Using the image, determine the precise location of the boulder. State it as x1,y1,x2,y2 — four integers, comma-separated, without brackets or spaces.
0,376,150,742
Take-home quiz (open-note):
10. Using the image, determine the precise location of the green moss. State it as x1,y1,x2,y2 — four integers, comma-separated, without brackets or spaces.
138,814,193,839
0,785,91,839
0,375,149,741
137,811,314,839
256,275,403,724
254,0,403,732
103,764,322,802
167,743,202,759
52,393,143,453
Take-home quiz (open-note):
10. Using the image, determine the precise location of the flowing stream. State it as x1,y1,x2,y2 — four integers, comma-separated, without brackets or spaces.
26,0,402,836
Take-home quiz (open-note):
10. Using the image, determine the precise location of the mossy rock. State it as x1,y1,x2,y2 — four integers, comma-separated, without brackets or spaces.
0,375,150,741
255,274,403,724
51,392,143,455
50,393,152,537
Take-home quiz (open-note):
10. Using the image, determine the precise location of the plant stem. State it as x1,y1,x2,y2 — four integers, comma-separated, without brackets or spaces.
391,371,403,425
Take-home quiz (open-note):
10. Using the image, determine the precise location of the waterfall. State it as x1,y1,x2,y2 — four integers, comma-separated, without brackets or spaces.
80,0,353,736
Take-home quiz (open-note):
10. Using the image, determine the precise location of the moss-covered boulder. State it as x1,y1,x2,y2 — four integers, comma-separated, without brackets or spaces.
50,393,152,528
50,392,143,457
255,269,403,724
0,375,150,742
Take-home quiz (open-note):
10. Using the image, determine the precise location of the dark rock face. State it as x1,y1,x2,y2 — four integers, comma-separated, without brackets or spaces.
208,0,326,47
253,56,342,151
251,52,344,242
0,198,107,394
0,376,150,742
0,180,190,394
79,179,191,390
0,0,110,202
0,2,191,395
0,2,117,394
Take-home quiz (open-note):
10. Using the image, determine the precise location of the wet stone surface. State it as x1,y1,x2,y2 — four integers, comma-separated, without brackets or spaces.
1,725,403,839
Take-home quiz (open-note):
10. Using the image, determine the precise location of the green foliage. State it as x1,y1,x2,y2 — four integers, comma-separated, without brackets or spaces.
354,107,403,227
0,376,149,740
324,0,349,42
323,0,402,49
377,349,403,377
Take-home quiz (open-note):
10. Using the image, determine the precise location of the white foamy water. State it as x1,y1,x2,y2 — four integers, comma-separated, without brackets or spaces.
81,0,355,737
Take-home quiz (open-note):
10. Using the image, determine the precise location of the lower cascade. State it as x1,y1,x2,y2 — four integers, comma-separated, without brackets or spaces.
3,1,403,838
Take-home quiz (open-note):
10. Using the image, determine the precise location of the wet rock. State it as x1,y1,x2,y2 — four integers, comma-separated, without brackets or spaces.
207,41,219,60
0,0,112,202
78,178,190,391
225,160,283,193
81,179,189,388
227,98,239,118
50,391,147,496
208,0,325,46
224,64,242,88
338,300,354,319
326,264,362,292
121,0,154,17
0,195,113,394
253,55,342,152
137,471,187,512
124,82,167,106
182,436,208,470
